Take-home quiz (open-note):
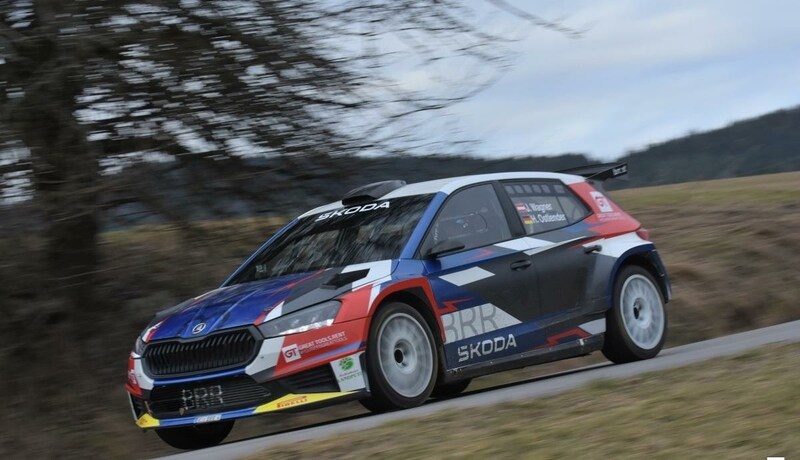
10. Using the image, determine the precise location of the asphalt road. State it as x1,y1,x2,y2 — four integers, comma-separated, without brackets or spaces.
159,320,800,460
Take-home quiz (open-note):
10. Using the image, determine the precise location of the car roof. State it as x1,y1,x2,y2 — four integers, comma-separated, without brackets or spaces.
298,171,585,219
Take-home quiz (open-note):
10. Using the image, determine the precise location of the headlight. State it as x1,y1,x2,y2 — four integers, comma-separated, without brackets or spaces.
134,335,145,355
258,300,341,337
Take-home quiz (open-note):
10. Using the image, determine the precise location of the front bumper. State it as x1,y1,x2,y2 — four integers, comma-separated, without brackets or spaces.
127,318,371,429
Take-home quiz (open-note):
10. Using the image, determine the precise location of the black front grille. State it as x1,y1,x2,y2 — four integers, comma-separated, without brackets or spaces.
149,375,270,418
282,365,339,393
143,328,258,377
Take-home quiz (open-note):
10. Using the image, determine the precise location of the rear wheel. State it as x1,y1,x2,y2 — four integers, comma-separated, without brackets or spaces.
603,265,667,364
431,379,472,399
360,302,438,413
155,420,234,450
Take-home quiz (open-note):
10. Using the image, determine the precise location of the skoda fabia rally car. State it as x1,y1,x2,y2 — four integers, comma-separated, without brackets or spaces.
126,163,670,449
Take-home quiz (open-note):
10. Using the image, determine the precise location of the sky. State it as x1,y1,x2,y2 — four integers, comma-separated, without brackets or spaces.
426,0,800,161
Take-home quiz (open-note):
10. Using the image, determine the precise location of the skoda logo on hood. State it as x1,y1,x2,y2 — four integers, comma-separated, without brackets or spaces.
192,322,207,335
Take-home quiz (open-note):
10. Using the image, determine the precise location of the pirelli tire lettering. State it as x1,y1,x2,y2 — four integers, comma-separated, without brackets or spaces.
457,334,517,363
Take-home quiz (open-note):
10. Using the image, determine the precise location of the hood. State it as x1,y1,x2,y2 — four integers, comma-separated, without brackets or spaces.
146,260,395,341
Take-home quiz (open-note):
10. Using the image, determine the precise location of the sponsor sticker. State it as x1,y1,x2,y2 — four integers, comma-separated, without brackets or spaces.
339,357,354,371
331,353,365,392
590,191,614,213
297,331,348,353
127,369,138,387
457,333,517,363
281,344,301,363
315,201,390,221
180,385,224,413
441,303,521,343
276,395,308,409
596,211,623,221
194,414,222,424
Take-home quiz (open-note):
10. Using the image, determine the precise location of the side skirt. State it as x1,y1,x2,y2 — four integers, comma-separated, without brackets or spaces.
443,333,604,382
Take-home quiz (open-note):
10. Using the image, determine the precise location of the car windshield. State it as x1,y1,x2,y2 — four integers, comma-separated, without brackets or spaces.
229,194,433,284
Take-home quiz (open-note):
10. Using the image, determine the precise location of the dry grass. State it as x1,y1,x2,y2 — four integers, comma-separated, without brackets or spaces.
1,171,799,459
250,343,800,460
613,172,800,344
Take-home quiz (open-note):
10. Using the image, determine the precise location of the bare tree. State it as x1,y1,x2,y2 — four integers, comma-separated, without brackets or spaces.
0,0,573,327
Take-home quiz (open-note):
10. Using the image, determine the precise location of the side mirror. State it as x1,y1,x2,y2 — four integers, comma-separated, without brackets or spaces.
424,239,466,259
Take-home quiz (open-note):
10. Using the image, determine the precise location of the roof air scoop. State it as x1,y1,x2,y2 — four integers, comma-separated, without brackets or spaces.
341,180,406,206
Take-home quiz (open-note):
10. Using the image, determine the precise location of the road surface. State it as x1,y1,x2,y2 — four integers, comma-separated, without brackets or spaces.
159,320,800,460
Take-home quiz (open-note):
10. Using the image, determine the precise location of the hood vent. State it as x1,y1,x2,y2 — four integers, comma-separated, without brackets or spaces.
322,269,370,289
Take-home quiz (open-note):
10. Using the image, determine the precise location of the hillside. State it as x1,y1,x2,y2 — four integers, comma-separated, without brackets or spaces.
4,106,799,230
108,105,800,225
618,106,800,188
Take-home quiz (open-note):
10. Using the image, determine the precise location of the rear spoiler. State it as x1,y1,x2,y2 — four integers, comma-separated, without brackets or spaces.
558,162,628,181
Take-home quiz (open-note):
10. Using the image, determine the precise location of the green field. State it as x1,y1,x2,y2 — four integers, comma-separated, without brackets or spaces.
251,343,800,459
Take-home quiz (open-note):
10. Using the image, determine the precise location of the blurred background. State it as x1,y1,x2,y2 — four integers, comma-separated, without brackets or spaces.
1,1,799,458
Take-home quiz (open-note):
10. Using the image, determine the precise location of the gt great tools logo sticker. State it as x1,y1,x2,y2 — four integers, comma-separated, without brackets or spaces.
315,201,390,221
192,322,206,335
281,344,301,363
332,353,365,392
457,333,517,363
297,331,348,353
590,191,614,213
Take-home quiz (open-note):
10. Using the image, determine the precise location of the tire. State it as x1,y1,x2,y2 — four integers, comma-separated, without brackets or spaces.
155,420,234,450
360,302,438,413
431,379,472,399
602,265,667,364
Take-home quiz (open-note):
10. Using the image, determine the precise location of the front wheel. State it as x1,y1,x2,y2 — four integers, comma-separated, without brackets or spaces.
155,420,234,450
360,302,438,413
602,265,667,364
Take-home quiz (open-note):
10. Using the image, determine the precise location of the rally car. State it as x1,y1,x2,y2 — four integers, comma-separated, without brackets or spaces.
126,163,670,449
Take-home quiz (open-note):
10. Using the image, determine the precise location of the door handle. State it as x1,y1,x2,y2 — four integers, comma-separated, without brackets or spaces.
583,244,602,254
510,259,532,271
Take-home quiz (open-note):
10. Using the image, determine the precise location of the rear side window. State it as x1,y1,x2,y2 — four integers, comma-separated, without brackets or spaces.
421,184,511,254
504,181,589,235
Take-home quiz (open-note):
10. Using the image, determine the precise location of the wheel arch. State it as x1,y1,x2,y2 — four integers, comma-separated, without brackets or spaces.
369,284,450,383
375,288,443,347
609,247,671,307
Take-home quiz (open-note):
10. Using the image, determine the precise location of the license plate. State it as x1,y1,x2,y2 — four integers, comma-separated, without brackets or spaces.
180,384,224,412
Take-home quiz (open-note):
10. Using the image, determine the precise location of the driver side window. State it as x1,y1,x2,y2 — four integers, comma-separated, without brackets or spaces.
421,184,511,255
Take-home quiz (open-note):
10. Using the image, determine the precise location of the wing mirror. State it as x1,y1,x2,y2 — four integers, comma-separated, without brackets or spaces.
424,239,466,259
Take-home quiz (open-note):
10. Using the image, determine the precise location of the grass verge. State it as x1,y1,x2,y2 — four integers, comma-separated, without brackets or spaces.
249,343,800,459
